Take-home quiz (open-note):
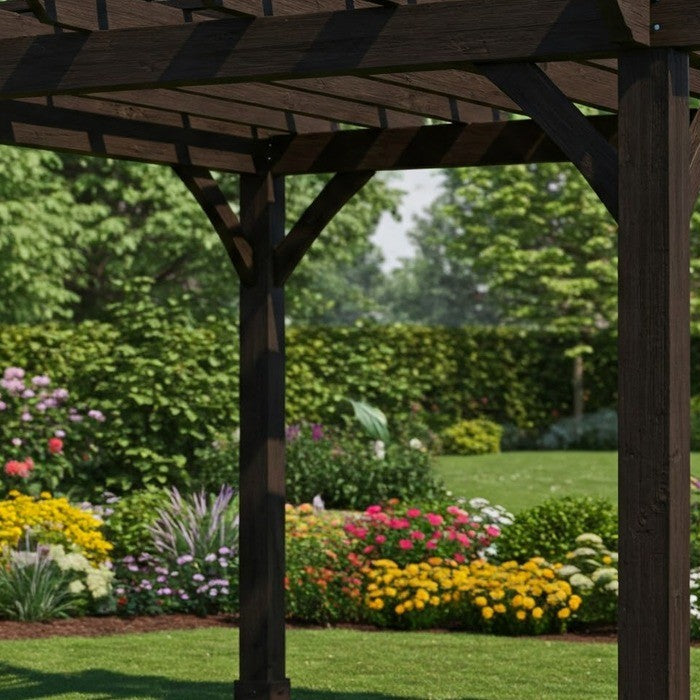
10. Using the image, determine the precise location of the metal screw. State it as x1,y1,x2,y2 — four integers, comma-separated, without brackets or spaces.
652,23,662,31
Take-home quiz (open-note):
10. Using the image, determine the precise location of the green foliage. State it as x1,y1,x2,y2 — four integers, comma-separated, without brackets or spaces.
0,553,78,621
495,496,618,564
285,423,445,510
346,398,390,443
441,418,503,455
103,489,170,558
692,395,700,451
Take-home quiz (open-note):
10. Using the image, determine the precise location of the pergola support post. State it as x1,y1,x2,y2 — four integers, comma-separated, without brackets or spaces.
234,171,290,700
617,48,691,699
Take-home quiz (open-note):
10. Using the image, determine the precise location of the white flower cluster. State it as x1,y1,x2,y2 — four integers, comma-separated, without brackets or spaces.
48,544,113,599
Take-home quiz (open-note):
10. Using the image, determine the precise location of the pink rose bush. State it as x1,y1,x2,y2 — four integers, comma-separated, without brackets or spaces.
344,498,511,567
0,367,105,497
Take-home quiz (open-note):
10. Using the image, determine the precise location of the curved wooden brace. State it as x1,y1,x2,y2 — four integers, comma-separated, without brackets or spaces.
273,170,375,286
173,165,254,285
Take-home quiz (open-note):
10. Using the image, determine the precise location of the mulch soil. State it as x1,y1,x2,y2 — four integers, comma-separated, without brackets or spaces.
0,614,622,644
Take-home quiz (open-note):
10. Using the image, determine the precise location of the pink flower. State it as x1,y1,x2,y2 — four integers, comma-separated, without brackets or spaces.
48,437,63,454
426,513,444,527
366,505,383,515
456,533,471,546
363,545,375,554
425,540,438,550
389,518,410,530
398,539,414,550
453,553,466,563
410,530,426,540
4,459,33,478
485,525,501,537
446,505,462,516
375,535,387,544
353,528,368,540
406,508,421,518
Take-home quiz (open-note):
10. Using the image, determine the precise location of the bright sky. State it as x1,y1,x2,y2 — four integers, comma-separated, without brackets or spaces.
372,169,443,271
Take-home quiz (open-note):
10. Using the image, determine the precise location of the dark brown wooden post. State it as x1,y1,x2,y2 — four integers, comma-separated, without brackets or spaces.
618,49,690,699
234,171,290,700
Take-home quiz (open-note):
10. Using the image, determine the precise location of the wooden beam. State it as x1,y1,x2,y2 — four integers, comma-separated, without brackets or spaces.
26,0,187,29
0,97,257,172
651,1,700,49
482,62,618,219
596,0,649,44
274,170,374,286
265,115,619,175
234,171,290,700
0,7,58,36
618,48,690,700
0,1,643,99
174,166,254,284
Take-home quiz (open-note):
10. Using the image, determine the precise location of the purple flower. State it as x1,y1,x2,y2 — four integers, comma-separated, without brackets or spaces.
127,564,139,573
0,402,5,411
44,398,57,408
218,558,228,567
209,589,218,597
3,367,24,381
192,573,205,582
54,429,66,438
157,587,172,596
156,575,167,583
36,402,47,412
31,375,50,387
52,388,69,401
20,412,32,422
180,593,190,601
1,378,25,395
311,423,324,442
176,554,193,566
68,413,83,422
21,389,35,399
122,555,135,563
88,409,106,422
11,438,22,447
218,547,230,556
140,580,153,591
286,424,301,441
205,553,216,563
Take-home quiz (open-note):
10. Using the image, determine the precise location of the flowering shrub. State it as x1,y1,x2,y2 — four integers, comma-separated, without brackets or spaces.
361,557,579,634
112,486,238,616
285,422,445,510
285,503,360,624
556,533,618,626
344,500,506,567
0,491,112,563
0,367,105,497
691,568,700,639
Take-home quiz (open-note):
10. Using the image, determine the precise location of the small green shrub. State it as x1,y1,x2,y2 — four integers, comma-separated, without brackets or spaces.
495,496,618,564
441,418,503,456
557,533,618,626
285,423,446,510
539,409,617,450
103,489,170,558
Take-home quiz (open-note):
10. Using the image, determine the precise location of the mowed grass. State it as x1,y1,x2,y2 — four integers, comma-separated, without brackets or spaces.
1,626,699,700
435,451,700,513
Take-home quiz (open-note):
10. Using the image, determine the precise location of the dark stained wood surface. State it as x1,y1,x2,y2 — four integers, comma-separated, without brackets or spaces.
235,172,290,700
651,1,700,49
265,116,619,175
482,62,618,219
274,170,375,286
0,1,637,99
617,48,691,700
174,166,254,284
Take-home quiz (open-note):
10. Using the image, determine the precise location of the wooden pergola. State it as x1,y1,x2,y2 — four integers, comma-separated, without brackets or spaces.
0,0,696,696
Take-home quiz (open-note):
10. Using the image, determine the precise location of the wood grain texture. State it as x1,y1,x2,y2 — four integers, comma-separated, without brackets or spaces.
266,116,619,175
691,111,700,204
596,0,649,44
618,48,690,700
0,7,58,36
274,170,375,286
482,62,618,219
0,97,256,172
0,1,627,99
235,172,290,700
174,166,254,283
651,0,700,49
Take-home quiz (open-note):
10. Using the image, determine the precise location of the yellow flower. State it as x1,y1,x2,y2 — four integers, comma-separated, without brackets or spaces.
474,596,488,607
395,604,405,615
569,595,582,611
512,594,523,608
522,596,536,610
414,599,425,611
493,604,506,614
516,610,527,621
557,607,571,619
602,555,612,565
532,607,544,619
481,606,494,620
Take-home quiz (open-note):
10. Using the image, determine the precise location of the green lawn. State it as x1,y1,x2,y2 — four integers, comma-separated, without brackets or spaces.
435,451,700,513
0,626,698,699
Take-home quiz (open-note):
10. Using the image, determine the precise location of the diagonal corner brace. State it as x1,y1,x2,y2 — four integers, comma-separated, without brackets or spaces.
173,165,255,285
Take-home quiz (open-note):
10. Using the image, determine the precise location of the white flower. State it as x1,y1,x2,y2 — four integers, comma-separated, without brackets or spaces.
69,580,86,595
408,438,424,451
312,494,325,511
373,440,386,460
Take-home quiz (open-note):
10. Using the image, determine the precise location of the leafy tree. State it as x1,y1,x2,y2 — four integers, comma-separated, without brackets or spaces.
0,148,399,324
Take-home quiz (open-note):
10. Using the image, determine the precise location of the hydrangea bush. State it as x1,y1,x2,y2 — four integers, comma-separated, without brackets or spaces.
0,367,105,497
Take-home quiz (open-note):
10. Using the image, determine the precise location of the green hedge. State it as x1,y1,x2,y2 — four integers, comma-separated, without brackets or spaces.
0,319,640,494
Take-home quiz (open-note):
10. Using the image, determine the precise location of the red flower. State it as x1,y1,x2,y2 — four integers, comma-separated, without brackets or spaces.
4,459,34,478
48,437,63,454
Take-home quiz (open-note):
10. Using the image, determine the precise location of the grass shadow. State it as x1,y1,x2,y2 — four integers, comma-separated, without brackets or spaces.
0,663,485,699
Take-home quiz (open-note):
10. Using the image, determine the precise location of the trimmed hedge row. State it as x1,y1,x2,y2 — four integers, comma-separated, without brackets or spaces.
0,318,665,493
